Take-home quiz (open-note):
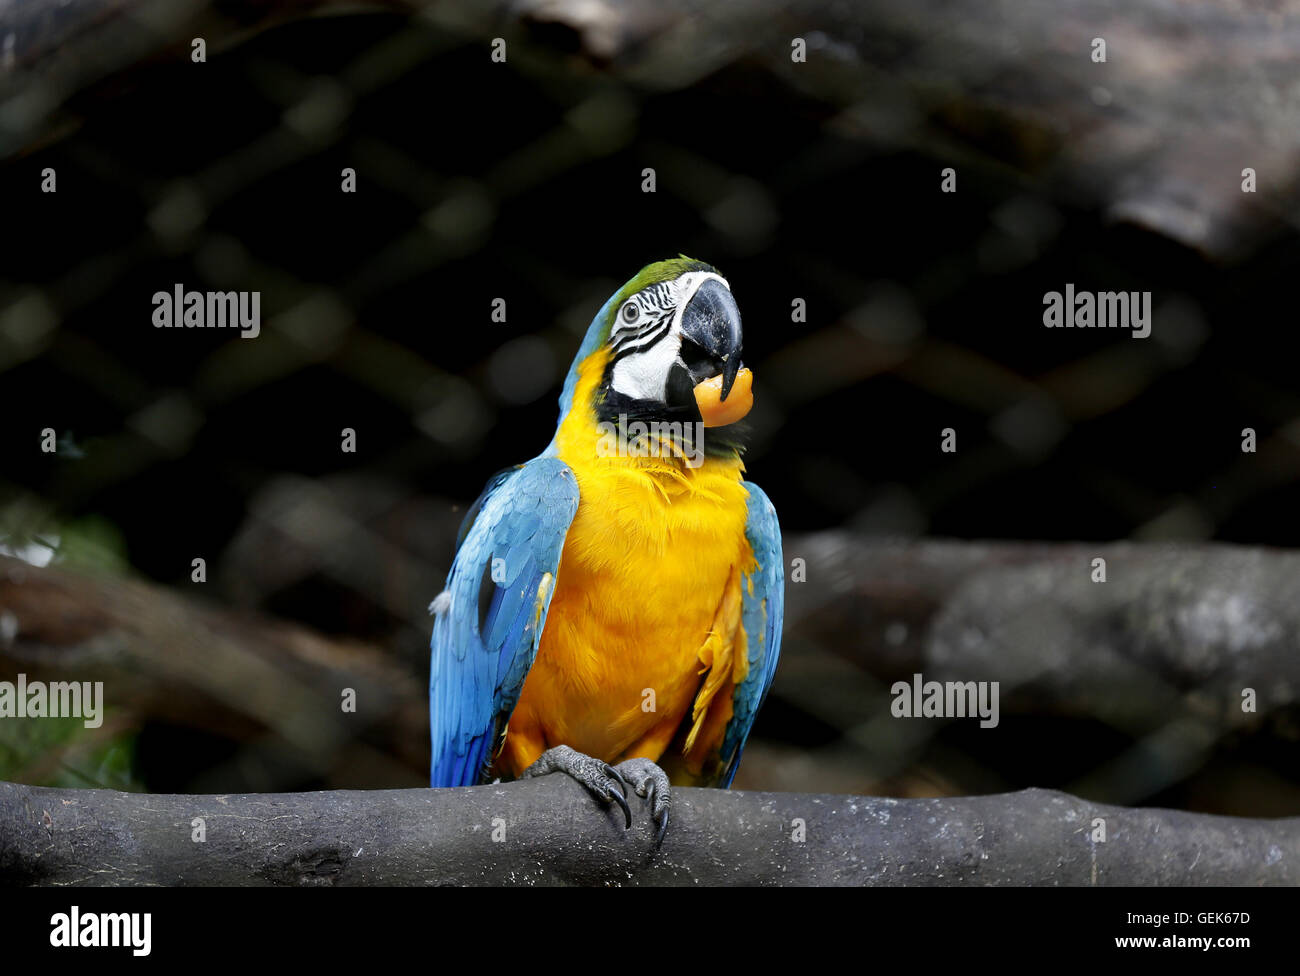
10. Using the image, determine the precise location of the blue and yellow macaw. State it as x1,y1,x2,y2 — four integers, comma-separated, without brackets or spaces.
429,257,783,841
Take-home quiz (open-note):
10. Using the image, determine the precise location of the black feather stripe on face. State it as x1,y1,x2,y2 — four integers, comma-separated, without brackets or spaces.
613,317,673,357
610,281,677,356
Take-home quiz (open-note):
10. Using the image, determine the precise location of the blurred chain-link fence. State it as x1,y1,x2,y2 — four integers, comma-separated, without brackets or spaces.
1,2,1297,819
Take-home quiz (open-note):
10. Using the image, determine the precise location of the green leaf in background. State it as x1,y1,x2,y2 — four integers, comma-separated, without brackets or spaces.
0,712,141,791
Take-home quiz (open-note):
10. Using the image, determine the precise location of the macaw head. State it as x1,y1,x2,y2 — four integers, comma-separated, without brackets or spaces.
556,257,754,441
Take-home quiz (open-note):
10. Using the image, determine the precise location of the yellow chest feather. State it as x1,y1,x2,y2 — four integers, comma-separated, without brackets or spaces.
495,351,754,776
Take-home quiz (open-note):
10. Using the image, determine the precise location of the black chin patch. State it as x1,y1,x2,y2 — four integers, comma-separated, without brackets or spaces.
596,357,747,457
599,387,699,427
664,362,701,418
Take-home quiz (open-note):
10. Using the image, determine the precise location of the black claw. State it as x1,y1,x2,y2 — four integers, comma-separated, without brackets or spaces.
608,781,632,828
603,763,627,791
602,764,632,828
655,809,669,847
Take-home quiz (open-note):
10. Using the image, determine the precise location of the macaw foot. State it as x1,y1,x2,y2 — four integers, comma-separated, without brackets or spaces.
522,747,673,846
522,745,632,829
611,756,671,846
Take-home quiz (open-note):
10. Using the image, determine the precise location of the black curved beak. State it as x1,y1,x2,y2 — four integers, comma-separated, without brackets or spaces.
679,278,743,400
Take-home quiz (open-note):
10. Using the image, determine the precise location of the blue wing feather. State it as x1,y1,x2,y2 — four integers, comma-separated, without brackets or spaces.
718,481,784,787
429,457,580,787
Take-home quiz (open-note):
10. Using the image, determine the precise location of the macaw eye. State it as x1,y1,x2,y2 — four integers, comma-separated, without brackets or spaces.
621,302,639,323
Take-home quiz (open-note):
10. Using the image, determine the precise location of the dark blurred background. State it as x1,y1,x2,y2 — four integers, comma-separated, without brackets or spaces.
1,3,1297,818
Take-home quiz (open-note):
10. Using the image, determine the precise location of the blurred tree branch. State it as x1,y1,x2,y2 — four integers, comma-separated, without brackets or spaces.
785,537,1300,725
5,538,1299,752
0,554,428,789
0,776,1295,885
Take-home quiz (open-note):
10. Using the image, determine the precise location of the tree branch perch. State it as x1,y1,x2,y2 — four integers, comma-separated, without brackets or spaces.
1,778,1295,885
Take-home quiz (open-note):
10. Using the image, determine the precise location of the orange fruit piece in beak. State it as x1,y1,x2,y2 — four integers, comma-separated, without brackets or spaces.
693,367,754,428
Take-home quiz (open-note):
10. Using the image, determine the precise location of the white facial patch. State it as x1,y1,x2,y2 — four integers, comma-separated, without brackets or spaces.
609,272,731,403
610,332,680,401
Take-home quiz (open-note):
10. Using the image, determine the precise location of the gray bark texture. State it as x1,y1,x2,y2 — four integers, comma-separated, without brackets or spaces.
1,777,1296,886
